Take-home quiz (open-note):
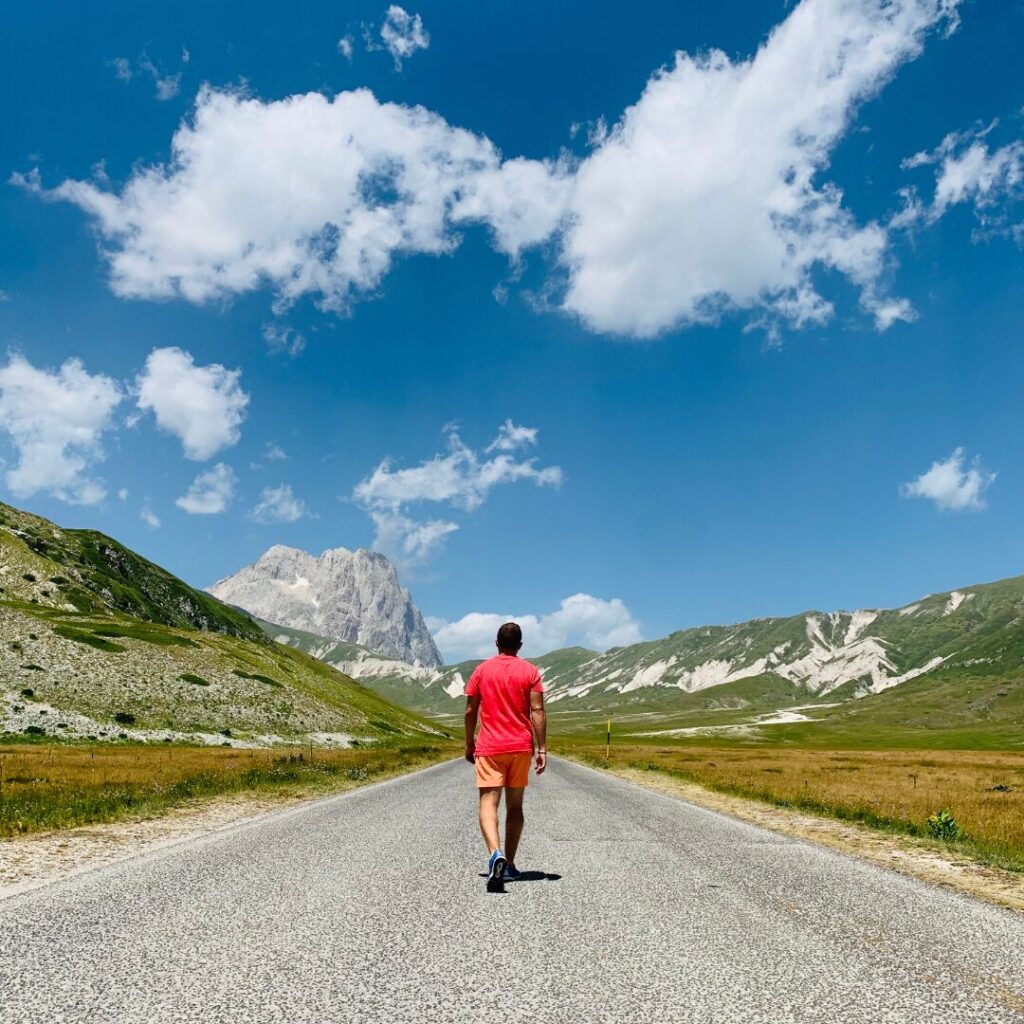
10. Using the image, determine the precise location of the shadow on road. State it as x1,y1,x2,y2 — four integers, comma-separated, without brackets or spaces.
477,871,562,883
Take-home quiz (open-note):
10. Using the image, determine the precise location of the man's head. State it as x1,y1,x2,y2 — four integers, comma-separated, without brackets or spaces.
496,621,523,655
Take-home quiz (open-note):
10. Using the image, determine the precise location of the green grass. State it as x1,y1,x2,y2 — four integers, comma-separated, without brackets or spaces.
232,669,282,688
0,501,266,642
51,625,125,652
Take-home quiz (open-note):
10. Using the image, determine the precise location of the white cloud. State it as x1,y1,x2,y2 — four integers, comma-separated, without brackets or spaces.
379,6,429,69
117,487,129,501
22,86,565,315
896,122,1024,240
110,57,133,82
485,419,538,453
338,36,354,60
136,347,249,460
262,322,306,357
432,594,643,662
369,510,459,567
175,463,236,514
109,54,182,100
139,56,181,101
31,0,958,340
901,447,995,511
0,354,122,504
264,442,287,461
353,423,561,570
140,502,161,528
250,483,309,524
355,424,561,512
560,0,958,337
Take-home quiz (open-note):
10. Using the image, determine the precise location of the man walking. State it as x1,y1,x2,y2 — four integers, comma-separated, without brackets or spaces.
464,621,547,892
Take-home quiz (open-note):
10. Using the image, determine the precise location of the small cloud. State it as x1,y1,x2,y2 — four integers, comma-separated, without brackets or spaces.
431,594,642,662
264,442,287,461
110,56,133,82
901,447,996,512
378,5,429,70
175,463,236,515
486,419,538,453
136,347,249,461
181,47,191,64
109,53,183,101
250,483,310,524
117,488,129,501
140,502,161,528
0,352,122,505
352,422,560,572
338,36,354,60
262,322,306,358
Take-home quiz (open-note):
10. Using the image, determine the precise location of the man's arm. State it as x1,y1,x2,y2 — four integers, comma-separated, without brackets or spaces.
530,690,547,775
464,694,480,763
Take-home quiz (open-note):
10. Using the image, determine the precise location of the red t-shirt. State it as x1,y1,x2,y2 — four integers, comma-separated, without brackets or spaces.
465,654,544,756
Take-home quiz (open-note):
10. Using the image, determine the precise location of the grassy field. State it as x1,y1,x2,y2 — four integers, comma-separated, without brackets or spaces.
560,738,1024,872
0,739,458,837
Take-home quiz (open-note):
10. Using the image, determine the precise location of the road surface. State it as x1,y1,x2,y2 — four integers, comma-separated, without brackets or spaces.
2,757,1023,1023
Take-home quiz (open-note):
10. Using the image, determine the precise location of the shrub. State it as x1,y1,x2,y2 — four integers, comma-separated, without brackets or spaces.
346,766,369,781
23,725,45,735
21,665,44,672
927,809,964,842
22,573,36,582
113,711,136,726
19,687,34,698
179,673,211,687
232,669,281,687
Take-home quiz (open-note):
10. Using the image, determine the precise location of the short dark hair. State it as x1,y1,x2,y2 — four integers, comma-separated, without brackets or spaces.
496,621,522,653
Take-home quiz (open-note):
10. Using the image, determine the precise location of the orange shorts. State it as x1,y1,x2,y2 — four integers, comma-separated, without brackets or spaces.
475,752,531,789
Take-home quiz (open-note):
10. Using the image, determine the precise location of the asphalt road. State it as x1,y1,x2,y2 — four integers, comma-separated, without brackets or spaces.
2,757,1023,1023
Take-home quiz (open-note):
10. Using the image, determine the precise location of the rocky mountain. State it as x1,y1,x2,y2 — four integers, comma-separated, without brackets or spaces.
542,576,1024,710
269,574,1024,740
207,545,442,667
0,501,436,744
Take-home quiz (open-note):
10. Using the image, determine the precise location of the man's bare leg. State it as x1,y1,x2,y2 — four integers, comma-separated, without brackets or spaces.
504,786,525,864
478,787,502,853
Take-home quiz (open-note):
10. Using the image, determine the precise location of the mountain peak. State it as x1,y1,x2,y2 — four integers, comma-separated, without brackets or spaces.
208,544,441,667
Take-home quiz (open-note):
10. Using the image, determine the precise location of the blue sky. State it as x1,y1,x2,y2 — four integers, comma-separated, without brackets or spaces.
1,0,1023,661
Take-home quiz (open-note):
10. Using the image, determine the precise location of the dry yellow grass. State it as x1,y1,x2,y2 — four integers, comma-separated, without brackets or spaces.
568,743,1024,871
0,740,457,836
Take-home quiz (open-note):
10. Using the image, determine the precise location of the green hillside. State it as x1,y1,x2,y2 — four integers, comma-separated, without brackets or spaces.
261,572,1024,748
0,502,438,744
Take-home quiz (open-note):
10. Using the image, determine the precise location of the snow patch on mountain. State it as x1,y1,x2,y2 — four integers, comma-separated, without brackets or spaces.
944,591,973,616
843,610,877,645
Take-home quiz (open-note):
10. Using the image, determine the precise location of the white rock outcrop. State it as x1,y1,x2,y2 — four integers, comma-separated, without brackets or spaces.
208,545,442,667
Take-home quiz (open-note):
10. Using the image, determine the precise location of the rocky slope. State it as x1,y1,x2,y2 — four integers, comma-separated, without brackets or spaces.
0,502,437,744
208,545,441,667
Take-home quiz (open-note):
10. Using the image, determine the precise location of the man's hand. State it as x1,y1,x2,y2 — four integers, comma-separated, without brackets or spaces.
534,749,547,775
465,743,476,764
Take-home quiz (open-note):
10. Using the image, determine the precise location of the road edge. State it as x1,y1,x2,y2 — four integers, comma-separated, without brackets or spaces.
0,756,461,901
563,756,1024,915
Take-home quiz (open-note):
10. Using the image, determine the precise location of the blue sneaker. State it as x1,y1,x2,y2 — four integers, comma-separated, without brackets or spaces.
503,862,522,882
486,849,507,892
